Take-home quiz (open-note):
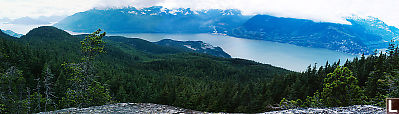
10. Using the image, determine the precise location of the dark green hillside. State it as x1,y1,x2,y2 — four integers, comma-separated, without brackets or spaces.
155,39,231,58
0,26,292,113
275,41,399,108
0,29,17,39
20,26,82,63
75,35,184,54
3,25,398,113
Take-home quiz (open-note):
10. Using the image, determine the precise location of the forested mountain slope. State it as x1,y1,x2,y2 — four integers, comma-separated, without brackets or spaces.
3,26,397,113
229,15,393,54
0,26,292,113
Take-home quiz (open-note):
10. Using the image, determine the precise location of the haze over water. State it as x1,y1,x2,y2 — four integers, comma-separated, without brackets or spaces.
109,33,357,71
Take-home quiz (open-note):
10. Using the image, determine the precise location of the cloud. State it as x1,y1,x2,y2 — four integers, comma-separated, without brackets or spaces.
0,0,97,18
0,0,399,27
93,0,164,9
153,0,399,26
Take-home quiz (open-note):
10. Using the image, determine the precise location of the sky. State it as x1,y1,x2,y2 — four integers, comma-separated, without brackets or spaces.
0,0,399,27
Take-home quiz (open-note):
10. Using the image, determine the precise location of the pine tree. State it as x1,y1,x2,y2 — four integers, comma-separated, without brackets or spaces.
61,29,111,108
320,66,362,107
34,77,41,112
42,64,55,111
0,66,26,113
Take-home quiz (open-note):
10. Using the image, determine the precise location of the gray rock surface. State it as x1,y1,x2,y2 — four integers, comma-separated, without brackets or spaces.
263,105,386,114
39,103,203,114
40,103,386,114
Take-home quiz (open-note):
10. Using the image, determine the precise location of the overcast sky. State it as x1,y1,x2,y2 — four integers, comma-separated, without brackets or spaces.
0,0,399,27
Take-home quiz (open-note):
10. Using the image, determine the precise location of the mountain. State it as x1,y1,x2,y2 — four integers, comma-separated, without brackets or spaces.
0,17,10,22
55,8,398,54
54,6,251,34
229,15,391,54
0,29,16,39
7,16,51,25
155,39,231,58
2,26,292,113
346,16,399,49
74,35,231,58
1,29,23,38
2,26,396,113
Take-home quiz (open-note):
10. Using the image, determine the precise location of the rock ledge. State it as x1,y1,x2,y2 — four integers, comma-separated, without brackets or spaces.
263,105,385,114
39,103,202,113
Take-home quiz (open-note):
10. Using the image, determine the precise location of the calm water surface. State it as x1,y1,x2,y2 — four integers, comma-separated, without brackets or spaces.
109,33,357,72
2,23,356,71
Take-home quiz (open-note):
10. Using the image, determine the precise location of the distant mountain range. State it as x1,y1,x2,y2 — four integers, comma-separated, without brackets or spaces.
55,6,399,54
55,6,250,34
230,15,399,54
4,16,65,25
7,17,51,25
346,16,399,48
1,26,291,113
0,29,16,39
0,29,23,38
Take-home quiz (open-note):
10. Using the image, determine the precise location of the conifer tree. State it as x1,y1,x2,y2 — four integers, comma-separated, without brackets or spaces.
61,29,111,108
42,64,55,111
320,66,362,107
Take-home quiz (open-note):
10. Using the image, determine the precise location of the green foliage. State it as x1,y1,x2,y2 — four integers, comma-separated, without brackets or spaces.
3,26,399,113
279,98,297,109
24,92,46,113
60,62,112,108
86,81,112,106
0,66,27,113
307,91,323,107
60,88,80,108
80,29,106,61
320,66,362,107
0,104,5,113
2,26,292,113
60,29,111,108
278,41,399,108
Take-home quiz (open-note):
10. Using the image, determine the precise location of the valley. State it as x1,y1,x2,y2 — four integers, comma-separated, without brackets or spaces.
109,33,356,71
1,1,399,113
55,6,399,55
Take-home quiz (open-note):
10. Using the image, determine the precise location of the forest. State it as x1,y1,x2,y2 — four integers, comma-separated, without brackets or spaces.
0,26,398,113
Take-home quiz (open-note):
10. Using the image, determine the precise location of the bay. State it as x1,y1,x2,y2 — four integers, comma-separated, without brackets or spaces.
109,33,357,71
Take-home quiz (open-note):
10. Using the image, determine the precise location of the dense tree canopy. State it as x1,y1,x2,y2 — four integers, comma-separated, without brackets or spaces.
1,26,399,113
0,27,291,113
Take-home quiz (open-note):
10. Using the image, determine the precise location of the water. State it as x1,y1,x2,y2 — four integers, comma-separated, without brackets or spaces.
109,33,357,72
0,22,356,72
0,22,54,35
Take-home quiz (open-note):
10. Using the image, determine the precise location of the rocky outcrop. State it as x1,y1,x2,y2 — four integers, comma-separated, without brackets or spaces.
40,103,385,113
39,103,203,114
263,105,385,114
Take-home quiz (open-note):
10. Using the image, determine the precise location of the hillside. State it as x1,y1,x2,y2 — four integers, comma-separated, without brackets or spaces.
229,15,394,54
1,29,23,38
55,7,399,55
73,35,231,58
0,29,17,39
347,16,399,42
155,39,231,58
4,26,397,113
55,6,250,34
0,26,292,113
